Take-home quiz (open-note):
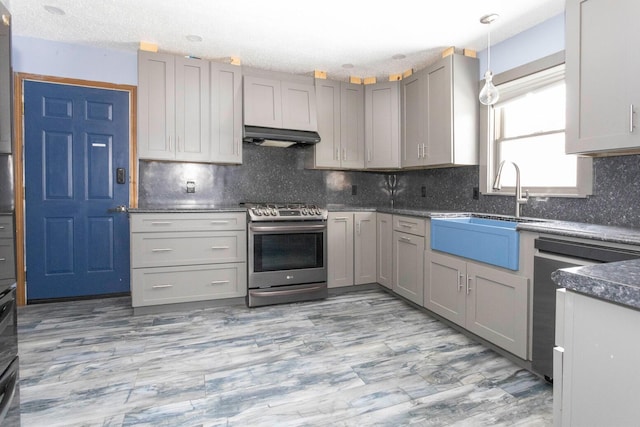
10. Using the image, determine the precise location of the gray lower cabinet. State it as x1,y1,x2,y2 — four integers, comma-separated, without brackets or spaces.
365,81,401,169
130,212,247,307
425,250,529,359
138,51,242,164
376,213,393,289
310,80,365,169
0,215,15,283
555,289,640,426
401,54,478,168
566,0,640,155
243,75,318,132
392,215,426,304
328,212,376,288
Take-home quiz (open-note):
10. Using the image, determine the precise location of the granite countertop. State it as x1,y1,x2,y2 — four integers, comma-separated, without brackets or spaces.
552,260,640,310
129,204,246,213
517,220,640,246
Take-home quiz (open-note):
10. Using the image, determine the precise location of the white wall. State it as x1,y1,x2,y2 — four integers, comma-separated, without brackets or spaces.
12,36,137,86
478,13,564,78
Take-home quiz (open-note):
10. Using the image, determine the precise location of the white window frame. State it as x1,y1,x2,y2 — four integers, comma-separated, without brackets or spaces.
480,52,593,198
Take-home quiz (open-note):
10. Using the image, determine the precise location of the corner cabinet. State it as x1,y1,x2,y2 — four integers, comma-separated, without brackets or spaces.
137,51,242,164
365,81,401,169
328,212,376,288
392,215,425,304
243,75,318,131
425,250,528,359
130,212,247,307
310,79,364,169
402,54,478,168
566,0,640,155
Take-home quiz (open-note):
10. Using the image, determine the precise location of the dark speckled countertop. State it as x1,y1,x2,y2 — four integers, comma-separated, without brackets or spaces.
552,261,640,310
129,204,246,213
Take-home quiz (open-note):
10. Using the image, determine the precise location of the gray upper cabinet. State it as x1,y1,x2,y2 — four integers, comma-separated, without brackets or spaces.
138,52,211,162
244,75,318,131
310,79,364,169
402,54,478,168
566,0,640,155
210,62,242,164
0,3,11,154
365,81,401,169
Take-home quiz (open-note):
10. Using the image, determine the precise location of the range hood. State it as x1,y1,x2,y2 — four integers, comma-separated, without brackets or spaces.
243,126,321,148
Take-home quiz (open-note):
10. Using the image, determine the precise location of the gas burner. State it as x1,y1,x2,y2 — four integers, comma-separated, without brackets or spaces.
242,202,328,222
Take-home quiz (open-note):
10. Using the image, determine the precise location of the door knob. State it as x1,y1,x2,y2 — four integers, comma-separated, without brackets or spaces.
108,205,127,213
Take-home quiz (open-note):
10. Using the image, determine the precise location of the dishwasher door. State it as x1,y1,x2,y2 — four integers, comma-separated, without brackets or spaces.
532,255,583,381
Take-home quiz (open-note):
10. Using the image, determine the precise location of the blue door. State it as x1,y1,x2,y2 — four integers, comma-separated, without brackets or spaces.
24,81,130,300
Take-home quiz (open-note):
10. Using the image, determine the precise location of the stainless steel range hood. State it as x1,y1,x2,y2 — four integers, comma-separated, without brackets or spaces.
243,126,321,148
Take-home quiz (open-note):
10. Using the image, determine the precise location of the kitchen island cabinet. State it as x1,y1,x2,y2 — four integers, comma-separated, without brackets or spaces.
425,250,529,359
328,212,376,288
130,212,246,308
566,0,640,155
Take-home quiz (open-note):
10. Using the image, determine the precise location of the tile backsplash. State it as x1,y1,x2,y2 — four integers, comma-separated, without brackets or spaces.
139,144,640,228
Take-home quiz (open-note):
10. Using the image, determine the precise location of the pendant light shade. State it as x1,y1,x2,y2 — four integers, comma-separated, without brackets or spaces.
479,13,499,106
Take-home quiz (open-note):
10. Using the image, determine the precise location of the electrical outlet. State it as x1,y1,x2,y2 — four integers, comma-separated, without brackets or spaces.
421,186,426,197
352,184,357,196
186,180,196,193
473,187,479,200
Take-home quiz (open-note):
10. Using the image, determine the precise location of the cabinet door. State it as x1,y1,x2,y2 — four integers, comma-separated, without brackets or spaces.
401,72,425,167
138,51,176,160
0,9,11,154
566,0,640,154
341,82,365,169
281,81,318,131
210,62,242,164
376,213,393,289
314,79,341,168
425,58,453,165
328,213,354,287
175,56,210,161
465,261,528,359
424,251,467,327
365,81,401,169
354,212,377,285
243,76,282,128
393,230,424,305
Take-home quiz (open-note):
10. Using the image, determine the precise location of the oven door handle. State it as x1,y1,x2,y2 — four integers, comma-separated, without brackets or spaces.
249,285,325,297
249,224,326,232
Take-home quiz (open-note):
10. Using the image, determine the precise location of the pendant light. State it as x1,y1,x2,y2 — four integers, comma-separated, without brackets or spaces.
479,13,500,106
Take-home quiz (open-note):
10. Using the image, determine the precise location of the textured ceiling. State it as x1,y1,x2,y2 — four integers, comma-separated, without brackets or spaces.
6,0,564,80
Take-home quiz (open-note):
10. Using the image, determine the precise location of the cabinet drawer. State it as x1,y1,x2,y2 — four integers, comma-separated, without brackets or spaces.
130,212,246,232
131,231,246,268
0,239,14,280
0,217,13,239
393,215,426,237
132,263,247,307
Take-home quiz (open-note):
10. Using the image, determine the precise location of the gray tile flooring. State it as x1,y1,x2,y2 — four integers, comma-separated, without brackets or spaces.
17,289,552,426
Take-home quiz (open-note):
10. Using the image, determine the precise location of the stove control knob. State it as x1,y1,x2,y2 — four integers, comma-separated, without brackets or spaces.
301,208,308,215
252,208,262,216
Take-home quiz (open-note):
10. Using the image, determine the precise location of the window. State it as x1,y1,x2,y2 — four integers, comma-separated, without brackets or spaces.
481,59,592,198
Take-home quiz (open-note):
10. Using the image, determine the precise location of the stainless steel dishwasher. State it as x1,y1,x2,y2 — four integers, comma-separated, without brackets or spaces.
532,237,640,382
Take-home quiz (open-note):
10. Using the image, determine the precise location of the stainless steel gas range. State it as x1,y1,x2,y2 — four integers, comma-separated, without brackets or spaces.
244,203,328,308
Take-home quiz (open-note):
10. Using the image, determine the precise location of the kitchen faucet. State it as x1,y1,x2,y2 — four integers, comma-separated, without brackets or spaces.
492,160,528,218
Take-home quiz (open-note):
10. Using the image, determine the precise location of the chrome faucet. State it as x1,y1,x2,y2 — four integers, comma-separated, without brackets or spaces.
492,160,528,218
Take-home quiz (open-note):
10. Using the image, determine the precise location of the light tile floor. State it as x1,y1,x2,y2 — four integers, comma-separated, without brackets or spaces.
17,289,552,426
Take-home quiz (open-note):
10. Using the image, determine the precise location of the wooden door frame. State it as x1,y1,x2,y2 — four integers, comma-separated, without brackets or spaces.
13,73,138,306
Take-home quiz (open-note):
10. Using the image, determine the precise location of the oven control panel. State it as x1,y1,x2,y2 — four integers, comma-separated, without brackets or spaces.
245,203,328,221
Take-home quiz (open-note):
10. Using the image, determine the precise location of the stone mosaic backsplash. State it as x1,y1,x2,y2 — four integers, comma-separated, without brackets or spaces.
138,143,640,228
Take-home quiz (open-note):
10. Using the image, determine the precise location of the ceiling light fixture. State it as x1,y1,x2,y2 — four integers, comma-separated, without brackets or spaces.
342,63,354,69
43,5,66,15
392,54,406,60
479,13,499,106
186,34,203,42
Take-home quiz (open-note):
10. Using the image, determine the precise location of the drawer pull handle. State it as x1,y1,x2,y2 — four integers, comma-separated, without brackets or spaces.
400,237,411,243
211,246,230,250
152,284,173,289
210,280,230,285
210,220,230,224
458,272,464,292
0,258,5,262
333,217,349,221
151,248,173,252
0,226,5,230
150,222,172,226
400,223,413,228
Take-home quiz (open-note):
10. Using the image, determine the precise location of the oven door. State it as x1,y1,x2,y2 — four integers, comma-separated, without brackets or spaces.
248,221,327,289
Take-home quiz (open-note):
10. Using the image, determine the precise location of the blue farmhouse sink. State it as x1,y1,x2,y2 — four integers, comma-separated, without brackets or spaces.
431,217,520,270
